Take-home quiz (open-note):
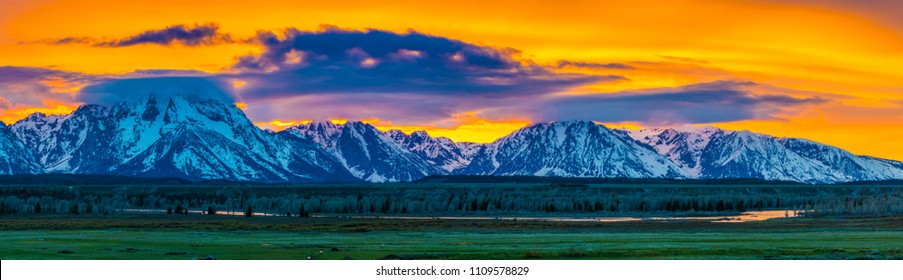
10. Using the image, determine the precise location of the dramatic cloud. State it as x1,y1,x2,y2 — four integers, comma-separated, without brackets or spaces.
0,66,89,85
0,66,98,123
4,28,835,130
78,76,237,105
222,29,829,127
0,67,215,106
243,93,471,124
231,27,611,100
102,23,233,47
0,66,94,106
493,81,829,125
31,23,235,47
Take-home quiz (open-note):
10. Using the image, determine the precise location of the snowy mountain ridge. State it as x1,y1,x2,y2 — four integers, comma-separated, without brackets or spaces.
625,126,903,183
283,121,443,182
4,96,903,184
9,95,355,182
385,129,480,172
462,121,688,178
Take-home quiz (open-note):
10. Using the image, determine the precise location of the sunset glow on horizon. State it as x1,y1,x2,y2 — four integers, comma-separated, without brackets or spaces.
1,0,901,160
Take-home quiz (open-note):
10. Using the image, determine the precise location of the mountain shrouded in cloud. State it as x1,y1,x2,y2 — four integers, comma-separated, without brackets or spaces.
0,27,844,130
78,76,237,105
9,27,841,143
38,27,610,127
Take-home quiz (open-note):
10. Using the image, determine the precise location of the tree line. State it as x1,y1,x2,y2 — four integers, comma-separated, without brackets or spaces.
0,185,900,217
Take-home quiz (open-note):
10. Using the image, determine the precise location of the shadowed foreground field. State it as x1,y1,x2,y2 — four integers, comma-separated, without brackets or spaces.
1,215,901,260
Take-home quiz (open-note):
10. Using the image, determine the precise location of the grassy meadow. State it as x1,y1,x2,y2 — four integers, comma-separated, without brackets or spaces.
0,215,901,260
0,182,901,260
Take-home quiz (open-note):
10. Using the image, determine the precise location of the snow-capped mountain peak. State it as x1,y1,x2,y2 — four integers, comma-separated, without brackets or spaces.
283,121,442,182
627,125,903,183
463,121,688,178
625,126,723,176
1,121,41,175
386,129,481,173
6,98,903,184
10,95,355,182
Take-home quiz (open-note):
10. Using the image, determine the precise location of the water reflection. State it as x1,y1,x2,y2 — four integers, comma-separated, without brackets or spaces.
325,210,806,223
118,209,805,222
121,209,278,216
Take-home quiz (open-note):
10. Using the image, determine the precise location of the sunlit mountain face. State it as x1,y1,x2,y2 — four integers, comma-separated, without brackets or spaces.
1,0,901,165
4,95,903,183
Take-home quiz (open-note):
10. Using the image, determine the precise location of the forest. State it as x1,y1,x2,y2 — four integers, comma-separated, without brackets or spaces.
1,184,900,218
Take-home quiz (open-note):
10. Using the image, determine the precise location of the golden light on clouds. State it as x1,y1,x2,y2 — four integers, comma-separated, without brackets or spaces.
1,0,901,160
252,114,530,144
370,113,532,144
0,100,80,124
254,119,312,131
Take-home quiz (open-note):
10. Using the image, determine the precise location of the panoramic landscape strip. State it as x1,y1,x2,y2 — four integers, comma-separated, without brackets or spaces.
2,0,902,262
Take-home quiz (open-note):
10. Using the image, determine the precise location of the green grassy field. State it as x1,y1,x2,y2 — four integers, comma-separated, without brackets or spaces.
1,215,900,260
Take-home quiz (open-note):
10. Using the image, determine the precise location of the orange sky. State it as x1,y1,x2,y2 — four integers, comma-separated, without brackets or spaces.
0,0,901,160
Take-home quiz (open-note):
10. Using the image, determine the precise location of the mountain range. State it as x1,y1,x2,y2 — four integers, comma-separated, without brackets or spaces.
2,95,901,184
8,95,354,182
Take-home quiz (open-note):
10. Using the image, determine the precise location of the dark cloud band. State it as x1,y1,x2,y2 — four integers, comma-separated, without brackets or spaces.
78,76,236,105
30,26,833,128
0,66,95,108
509,81,828,125
556,60,635,70
29,23,235,48
231,27,611,99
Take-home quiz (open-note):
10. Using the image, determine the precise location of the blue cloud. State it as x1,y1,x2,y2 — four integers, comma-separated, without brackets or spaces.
99,23,233,47
126,69,211,76
78,76,236,105
508,81,829,125
30,23,235,47
556,60,635,70
0,66,93,109
0,66,86,84
44,37,94,45
231,27,614,99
